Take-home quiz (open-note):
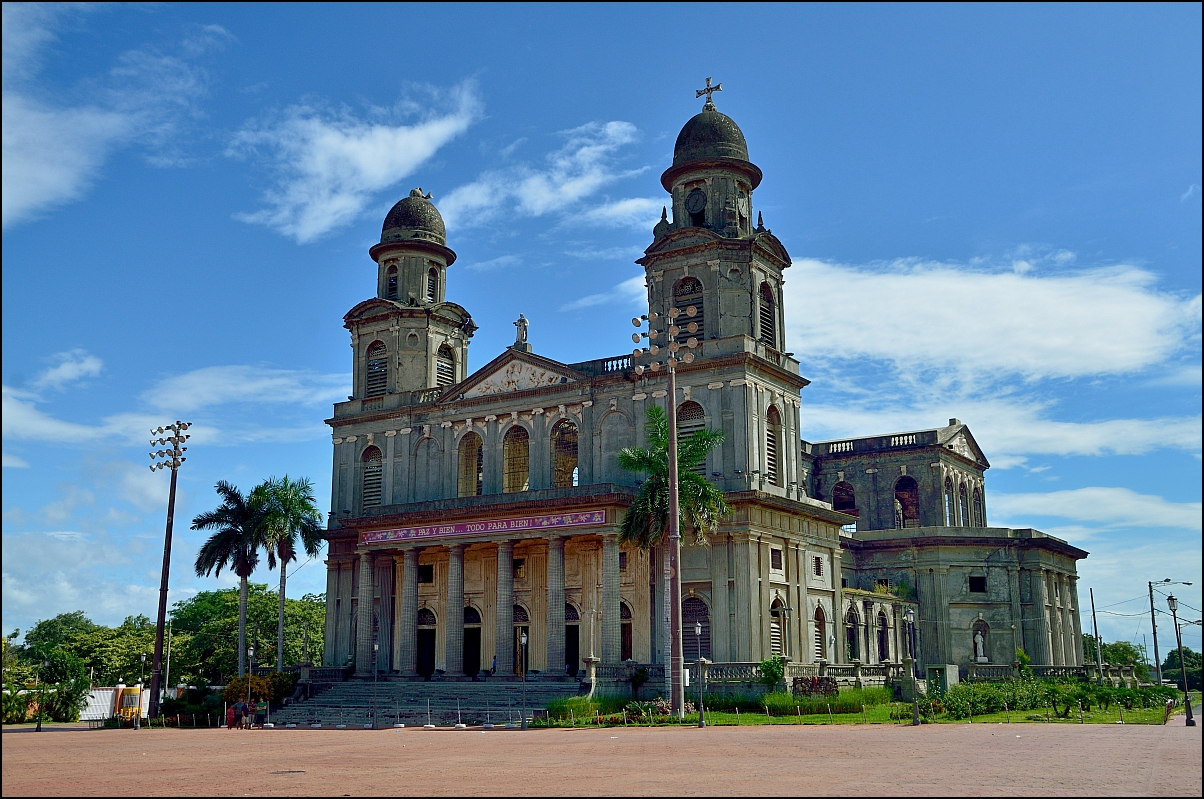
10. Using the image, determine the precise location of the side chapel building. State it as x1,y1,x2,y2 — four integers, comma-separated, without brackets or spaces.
321,91,1087,683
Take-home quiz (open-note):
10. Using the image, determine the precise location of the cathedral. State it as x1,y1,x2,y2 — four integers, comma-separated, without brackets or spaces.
320,88,1087,688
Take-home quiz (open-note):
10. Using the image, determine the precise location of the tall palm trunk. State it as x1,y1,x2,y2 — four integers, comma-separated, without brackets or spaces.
276,544,289,672
238,575,249,677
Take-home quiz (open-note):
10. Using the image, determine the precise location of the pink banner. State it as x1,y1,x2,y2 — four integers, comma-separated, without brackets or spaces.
361,509,606,545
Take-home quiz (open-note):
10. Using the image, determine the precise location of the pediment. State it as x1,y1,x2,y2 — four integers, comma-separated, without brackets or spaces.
453,349,587,400
753,230,791,267
941,426,990,468
344,297,406,323
642,226,721,257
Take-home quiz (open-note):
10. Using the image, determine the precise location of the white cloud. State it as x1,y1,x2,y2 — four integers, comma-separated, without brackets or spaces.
580,197,663,230
559,274,646,312
989,487,1202,533
1,385,105,443
143,365,349,413
230,82,480,243
1182,183,1200,202
2,452,29,468
440,121,645,231
2,5,214,227
784,258,1200,380
463,255,521,273
33,349,103,390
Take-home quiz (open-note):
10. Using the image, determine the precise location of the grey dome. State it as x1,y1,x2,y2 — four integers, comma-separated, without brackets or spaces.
381,188,446,245
672,108,750,166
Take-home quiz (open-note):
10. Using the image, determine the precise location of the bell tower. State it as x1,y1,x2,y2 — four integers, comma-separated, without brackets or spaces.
344,188,476,399
639,82,791,358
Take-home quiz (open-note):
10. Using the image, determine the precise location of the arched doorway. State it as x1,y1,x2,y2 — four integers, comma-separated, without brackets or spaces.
416,608,437,679
814,606,827,661
620,602,633,661
877,611,890,663
770,598,786,657
565,604,580,676
682,597,711,661
845,607,860,661
513,604,530,675
463,606,482,678
894,476,919,528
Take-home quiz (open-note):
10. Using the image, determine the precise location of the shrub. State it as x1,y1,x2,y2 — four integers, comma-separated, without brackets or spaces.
758,656,786,688
266,671,296,702
3,685,30,724
223,675,272,703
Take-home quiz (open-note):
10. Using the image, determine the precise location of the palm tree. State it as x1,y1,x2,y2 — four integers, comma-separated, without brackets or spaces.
252,475,324,672
618,405,728,675
192,481,267,678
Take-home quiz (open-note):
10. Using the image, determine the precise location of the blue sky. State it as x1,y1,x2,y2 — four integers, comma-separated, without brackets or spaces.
3,3,1200,652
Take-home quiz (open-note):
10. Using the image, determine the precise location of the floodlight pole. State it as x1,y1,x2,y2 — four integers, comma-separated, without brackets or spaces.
147,421,191,719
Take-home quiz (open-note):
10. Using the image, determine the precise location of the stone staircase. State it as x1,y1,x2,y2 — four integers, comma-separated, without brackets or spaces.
270,679,583,728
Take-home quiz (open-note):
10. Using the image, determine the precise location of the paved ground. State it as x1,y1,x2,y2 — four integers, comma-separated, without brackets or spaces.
3,718,1200,796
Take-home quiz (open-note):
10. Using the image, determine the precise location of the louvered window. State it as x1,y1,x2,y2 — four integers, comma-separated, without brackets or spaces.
365,342,387,397
436,344,455,387
682,597,711,660
503,426,530,493
673,277,704,346
814,607,827,660
386,266,398,299
758,283,776,348
676,401,707,476
457,433,483,497
362,446,383,507
771,616,783,657
426,267,438,303
765,405,782,486
551,420,578,488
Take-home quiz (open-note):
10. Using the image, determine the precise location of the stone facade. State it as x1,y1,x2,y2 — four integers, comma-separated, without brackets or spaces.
320,94,1085,683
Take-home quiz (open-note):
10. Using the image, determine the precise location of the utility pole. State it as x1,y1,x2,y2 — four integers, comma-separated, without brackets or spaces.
1090,588,1104,685
147,420,191,719
1149,581,1163,685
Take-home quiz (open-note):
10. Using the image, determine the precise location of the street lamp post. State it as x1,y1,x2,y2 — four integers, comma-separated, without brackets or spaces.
1166,595,1195,727
372,641,379,730
633,303,699,718
147,421,191,719
1150,579,1193,685
694,620,705,728
35,659,49,732
520,631,529,730
247,645,255,727
905,609,920,727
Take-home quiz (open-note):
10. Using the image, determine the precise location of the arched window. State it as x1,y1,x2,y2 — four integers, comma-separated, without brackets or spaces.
512,604,530,624
426,267,438,303
361,446,383,507
944,477,956,526
833,481,857,516
814,606,827,661
673,277,705,345
565,604,580,622
463,606,481,626
770,598,786,657
676,401,707,476
551,420,579,488
682,597,711,660
958,483,969,527
386,265,398,299
877,611,890,663
417,608,436,627
972,488,984,527
765,406,782,486
894,476,920,529
457,433,483,498
758,283,776,348
365,341,388,398
503,426,530,494
845,608,860,661
620,601,633,661
436,344,455,388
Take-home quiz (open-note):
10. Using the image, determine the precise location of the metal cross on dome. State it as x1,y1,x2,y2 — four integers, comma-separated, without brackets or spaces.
696,77,722,109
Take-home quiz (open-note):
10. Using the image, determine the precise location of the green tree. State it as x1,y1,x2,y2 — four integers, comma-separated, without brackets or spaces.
192,480,268,678
1082,635,1152,682
1162,647,1202,691
38,650,89,722
251,475,324,672
617,405,728,671
20,611,98,654
65,615,156,686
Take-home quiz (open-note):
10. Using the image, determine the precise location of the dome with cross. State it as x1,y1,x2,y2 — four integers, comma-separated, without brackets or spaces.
673,106,750,166
381,188,446,245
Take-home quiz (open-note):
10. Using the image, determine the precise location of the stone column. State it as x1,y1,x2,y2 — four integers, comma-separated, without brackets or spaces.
601,535,621,664
1069,576,1085,665
323,561,338,666
495,541,514,675
397,548,419,677
1007,566,1022,658
1050,573,1065,665
445,544,465,677
355,551,374,676
1033,569,1052,664
546,537,566,677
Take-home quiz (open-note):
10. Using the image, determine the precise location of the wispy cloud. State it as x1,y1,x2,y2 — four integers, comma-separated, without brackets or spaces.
559,274,646,312
580,197,662,230
2,452,30,469
143,365,349,413
230,82,480,243
33,349,103,390
989,487,1202,533
1182,183,1200,202
440,121,647,231
463,254,521,273
2,5,217,227
784,257,1200,381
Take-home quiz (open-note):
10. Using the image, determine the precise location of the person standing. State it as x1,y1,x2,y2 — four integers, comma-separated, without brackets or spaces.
226,704,235,730
255,698,268,728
